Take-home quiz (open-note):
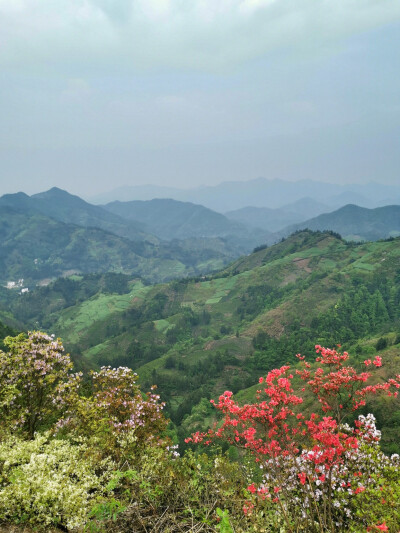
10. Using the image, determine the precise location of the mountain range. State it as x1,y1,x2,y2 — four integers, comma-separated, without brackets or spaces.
0,189,153,243
0,188,264,285
103,198,270,242
225,197,330,232
88,177,400,212
1,187,399,289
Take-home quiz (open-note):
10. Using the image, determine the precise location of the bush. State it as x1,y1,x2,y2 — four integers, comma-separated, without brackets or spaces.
376,337,388,351
0,432,113,530
0,331,75,438
187,346,400,532
55,366,169,461
109,448,251,533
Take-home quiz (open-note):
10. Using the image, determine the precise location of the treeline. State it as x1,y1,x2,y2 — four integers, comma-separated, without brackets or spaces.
252,275,400,370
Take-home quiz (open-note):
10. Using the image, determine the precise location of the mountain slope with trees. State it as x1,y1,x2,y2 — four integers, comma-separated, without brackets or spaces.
0,206,237,285
280,204,400,241
0,187,154,243
5,230,400,452
0,189,274,287
103,198,269,242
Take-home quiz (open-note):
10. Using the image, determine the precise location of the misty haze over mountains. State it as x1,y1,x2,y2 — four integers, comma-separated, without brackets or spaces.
0,178,399,288
88,178,400,212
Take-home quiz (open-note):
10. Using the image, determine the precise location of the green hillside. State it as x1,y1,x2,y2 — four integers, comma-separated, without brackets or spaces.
104,198,270,248
0,207,238,285
283,204,400,241
9,230,400,450
0,188,154,243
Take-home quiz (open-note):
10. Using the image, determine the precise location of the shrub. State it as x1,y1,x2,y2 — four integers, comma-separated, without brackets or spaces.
108,448,251,533
55,366,169,461
376,337,388,351
0,432,114,530
0,331,76,438
187,346,400,532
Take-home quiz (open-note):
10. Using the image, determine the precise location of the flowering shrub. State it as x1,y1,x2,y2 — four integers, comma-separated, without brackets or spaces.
0,432,114,530
296,345,399,422
55,365,169,460
0,332,172,529
0,331,74,438
186,346,400,532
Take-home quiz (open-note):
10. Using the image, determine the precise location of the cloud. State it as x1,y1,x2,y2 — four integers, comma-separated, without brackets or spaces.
60,78,92,104
1,0,400,71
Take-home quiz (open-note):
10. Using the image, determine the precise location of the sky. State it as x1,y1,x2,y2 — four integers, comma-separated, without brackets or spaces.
0,0,399,197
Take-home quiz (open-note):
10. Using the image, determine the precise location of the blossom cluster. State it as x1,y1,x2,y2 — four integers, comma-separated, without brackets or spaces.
296,345,400,420
55,365,169,458
0,332,173,530
0,331,73,437
0,432,114,530
187,346,400,531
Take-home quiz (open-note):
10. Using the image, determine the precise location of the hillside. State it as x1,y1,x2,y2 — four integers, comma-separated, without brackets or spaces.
281,204,400,241
0,207,237,285
103,198,268,243
0,188,154,243
225,197,329,232
8,230,400,451
0,189,273,287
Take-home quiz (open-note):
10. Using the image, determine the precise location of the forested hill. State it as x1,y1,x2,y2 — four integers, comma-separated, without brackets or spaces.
0,188,271,285
281,204,400,241
4,230,400,451
0,206,241,284
0,187,153,243
104,198,270,242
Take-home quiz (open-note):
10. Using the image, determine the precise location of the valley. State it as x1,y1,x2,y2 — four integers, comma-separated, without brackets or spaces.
1,186,400,532
2,229,400,453
2,5,399,528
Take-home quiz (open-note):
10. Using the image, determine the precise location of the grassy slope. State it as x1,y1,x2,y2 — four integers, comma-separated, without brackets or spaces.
55,280,151,344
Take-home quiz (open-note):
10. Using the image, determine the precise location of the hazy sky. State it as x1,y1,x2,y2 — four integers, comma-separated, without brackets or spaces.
0,0,399,197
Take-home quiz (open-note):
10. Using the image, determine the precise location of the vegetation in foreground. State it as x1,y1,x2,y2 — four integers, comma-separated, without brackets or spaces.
1,332,400,532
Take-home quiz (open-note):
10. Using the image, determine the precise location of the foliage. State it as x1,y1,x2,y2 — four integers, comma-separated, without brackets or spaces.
0,432,113,530
1,330,400,531
187,346,400,532
0,331,74,438
0,332,175,531
55,366,168,461
0,320,17,351
106,448,250,533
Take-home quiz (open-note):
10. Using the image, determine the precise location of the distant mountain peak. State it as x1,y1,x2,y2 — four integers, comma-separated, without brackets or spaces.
2,191,30,199
33,187,80,200
0,191,32,211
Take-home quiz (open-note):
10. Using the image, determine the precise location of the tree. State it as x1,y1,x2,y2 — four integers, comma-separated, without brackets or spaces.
0,331,74,438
